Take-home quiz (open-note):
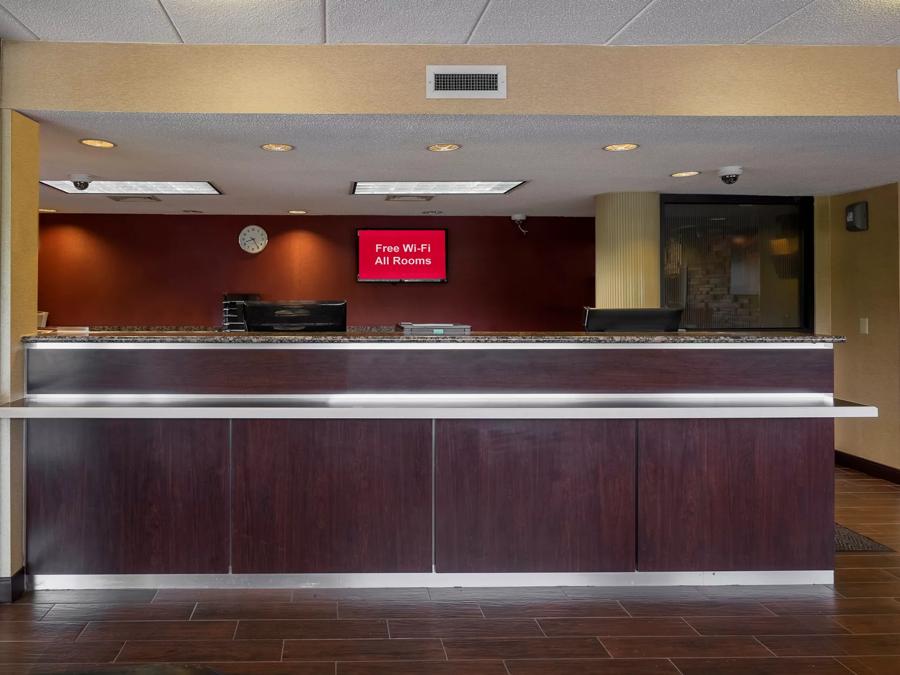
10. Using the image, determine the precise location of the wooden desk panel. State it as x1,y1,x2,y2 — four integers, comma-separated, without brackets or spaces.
637,419,834,572
26,419,229,574
435,419,637,573
231,419,432,573
27,347,834,395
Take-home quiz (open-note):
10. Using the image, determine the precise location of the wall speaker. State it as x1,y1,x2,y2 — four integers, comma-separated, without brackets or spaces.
846,201,868,232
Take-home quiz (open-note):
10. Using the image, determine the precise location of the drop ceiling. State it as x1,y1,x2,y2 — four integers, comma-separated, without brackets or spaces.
33,111,900,216
1,0,899,45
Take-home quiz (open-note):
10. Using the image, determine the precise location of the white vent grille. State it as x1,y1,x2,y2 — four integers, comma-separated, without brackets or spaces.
106,195,162,202
426,65,506,99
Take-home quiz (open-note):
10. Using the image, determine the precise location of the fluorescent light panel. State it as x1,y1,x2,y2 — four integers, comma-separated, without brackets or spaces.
354,181,523,195
41,180,220,195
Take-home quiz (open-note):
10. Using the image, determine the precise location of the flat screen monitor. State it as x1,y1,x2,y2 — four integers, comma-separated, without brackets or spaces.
583,307,683,332
243,300,347,332
357,229,447,283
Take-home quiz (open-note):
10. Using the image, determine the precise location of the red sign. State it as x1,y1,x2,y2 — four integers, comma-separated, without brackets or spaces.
357,229,447,282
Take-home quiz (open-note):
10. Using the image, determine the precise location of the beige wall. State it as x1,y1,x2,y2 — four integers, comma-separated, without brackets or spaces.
0,110,38,578
825,184,900,470
595,193,661,309
814,196,832,335
3,42,900,116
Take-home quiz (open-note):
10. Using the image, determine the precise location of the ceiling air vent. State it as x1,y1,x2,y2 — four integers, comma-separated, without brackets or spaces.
426,65,506,99
106,195,162,202
385,195,433,202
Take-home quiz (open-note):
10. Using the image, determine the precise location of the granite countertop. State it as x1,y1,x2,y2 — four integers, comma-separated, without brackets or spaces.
22,330,846,344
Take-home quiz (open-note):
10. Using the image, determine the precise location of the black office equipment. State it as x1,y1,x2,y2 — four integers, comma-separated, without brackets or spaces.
222,293,260,332
583,307,683,332
243,300,347,332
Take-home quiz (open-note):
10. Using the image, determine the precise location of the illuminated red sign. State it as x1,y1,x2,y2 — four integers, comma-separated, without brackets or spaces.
357,229,447,282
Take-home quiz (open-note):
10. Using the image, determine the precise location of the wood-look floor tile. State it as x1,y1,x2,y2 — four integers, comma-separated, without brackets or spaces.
506,660,680,675
338,662,509,675
117,639,283,663
479,600,627,618
20,590,156,605
835,554,900,569
835,568,897,583
671,657,854,674
387,618,542,638
0,641,124,664
0,604,52,622
283,638,445,662
0,622,85,642
834,613,900,634
43,603,196,622
442,637,609,660
835,582,900,598
78,619,238,641
600,636,771,658
236,619,388,639
294,588,430,601
685,615,848,636
428,587,568,601
193,601,337,620
619,600,773,617
28,664,333,675
698,585,838,600
153,589,293,603
838,655,900,674
194,665,334,675
338,601,483,619
760,634,900,656
563,587,705,600
538,617,694,637
763,598,900,615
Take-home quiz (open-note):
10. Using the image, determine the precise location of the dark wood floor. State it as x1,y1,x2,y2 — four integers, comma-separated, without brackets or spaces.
2,466,899,674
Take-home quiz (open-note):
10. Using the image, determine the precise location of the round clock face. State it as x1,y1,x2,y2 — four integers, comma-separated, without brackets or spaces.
238,225,268,254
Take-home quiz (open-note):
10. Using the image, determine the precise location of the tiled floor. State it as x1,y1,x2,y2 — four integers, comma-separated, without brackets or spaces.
2,465,900,674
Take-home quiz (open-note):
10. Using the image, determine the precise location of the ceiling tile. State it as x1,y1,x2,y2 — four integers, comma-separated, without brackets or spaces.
32,111,900,217
326,0,487,44
470,0,649,44
161,0,323,44
610,0,810,45
0,3,36,40
751,0,900,44
1,0,180,42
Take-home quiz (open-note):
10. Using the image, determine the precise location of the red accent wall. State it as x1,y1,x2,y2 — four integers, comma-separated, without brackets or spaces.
38,214,595,331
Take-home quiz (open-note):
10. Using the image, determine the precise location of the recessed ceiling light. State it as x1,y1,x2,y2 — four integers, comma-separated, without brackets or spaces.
670,170,701,178
354,181,524,195
38,208,56,213
288,210,307,215
603,143,639,152
40,180,221,195
427,143,461,152
79,138,116,149
261,143,294,152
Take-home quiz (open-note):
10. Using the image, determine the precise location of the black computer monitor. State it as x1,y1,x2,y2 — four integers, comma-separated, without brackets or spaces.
583,307,683,332
243,300,347,332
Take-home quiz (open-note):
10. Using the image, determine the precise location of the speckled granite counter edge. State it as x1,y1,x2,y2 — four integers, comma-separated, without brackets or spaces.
23,333,847,344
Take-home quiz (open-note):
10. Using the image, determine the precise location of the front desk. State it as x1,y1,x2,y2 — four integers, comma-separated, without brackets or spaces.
5,331,876,589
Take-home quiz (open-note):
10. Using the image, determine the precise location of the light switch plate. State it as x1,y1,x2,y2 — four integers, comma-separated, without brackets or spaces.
859,317,869,335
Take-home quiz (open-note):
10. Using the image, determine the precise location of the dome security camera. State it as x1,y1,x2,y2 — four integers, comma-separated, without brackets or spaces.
718,166,743,185
512,213,528,235
69,173,93,191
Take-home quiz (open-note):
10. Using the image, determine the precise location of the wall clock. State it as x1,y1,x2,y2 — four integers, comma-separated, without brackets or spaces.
238,225,268,254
